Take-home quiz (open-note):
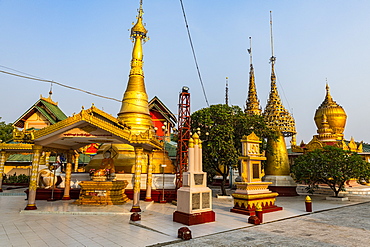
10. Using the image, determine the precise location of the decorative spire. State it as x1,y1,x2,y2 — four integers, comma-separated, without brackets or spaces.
245,37,262,115
117,0,153,133
319,83,339,108
225,77,229,106
263,12,296,137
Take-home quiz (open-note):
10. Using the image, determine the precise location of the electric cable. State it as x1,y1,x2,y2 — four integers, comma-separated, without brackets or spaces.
179,0,209,106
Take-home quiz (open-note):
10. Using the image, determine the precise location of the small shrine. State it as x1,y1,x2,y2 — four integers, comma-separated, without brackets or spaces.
231,132,282,215
173,133,215,225
74,149,129,205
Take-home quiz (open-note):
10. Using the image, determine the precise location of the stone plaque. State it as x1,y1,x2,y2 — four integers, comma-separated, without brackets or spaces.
192,193,200,210
194,174,204,185
202,192,210,208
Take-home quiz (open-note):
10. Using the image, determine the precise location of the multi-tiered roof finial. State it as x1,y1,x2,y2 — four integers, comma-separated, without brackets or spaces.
263,11,296,137
245,37,262,115
117,0,154,134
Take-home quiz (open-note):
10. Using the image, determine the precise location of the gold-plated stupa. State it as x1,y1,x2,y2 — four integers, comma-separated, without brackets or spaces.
262,13,297,195
245,37,262,116
117,1,154,135
291,84,362,153
86,1,174,174
263,56,296,178
314,84,347,141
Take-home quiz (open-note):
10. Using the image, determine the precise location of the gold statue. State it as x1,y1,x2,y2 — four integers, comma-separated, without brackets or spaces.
91,151,116,180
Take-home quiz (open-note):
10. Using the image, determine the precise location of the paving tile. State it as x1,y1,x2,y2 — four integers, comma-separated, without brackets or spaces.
2,186,370,247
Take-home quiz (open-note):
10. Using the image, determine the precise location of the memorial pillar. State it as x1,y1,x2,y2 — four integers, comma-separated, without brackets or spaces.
131,146,143,212
145,152,154,202
25,145,43,210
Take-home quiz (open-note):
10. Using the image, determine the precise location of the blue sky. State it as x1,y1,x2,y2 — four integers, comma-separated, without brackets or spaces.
1,1,370,144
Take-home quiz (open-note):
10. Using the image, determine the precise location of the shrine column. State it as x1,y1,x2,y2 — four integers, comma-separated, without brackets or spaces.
73,152,79,173
25,145,43,210
0,151,10,192
131,146,144,212
62,151,73,200
145,152,154,202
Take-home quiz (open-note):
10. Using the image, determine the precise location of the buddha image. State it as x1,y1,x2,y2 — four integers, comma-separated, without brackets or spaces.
94,150,115,176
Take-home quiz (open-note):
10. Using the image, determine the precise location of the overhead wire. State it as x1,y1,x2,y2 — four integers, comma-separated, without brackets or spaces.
0,69,121,102
0,66,180,112
179,0,209,107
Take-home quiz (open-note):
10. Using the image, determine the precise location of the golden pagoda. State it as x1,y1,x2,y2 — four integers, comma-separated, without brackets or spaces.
292,84,363,153
117,0,154,136
314,84,347,142
262,12,297,195
245,37,262,116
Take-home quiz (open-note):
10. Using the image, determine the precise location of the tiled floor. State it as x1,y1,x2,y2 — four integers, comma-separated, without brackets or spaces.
1,187,370,247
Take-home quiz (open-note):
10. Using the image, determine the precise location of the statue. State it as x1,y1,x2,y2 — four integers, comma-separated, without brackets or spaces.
38,165,62,189
91,151,116,181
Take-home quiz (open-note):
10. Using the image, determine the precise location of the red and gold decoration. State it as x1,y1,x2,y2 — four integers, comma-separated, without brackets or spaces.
231,132,282,215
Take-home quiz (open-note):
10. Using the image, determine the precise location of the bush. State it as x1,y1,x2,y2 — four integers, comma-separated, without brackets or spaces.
3,174,30,184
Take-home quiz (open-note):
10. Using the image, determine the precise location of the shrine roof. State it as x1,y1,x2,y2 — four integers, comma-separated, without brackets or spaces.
13,98,67,129
149,96,176,125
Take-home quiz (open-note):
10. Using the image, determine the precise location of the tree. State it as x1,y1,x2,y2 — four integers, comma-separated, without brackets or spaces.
0,117,13,142
191,104,275,195
291,145,370,197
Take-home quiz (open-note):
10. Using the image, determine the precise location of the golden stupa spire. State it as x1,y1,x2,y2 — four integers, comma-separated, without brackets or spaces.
263,13,295,136
117,0,153,133
245,37,262,116
262,12,297,195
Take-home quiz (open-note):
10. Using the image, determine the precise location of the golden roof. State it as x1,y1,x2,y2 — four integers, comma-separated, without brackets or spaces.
314,84,346,140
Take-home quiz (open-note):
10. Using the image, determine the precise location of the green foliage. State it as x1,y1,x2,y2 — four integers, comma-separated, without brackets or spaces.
0,117,13,142
3,174,30,184
291,146,370,197
191,104,275,195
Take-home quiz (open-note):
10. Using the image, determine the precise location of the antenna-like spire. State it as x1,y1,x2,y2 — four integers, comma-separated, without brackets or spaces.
49,82,53,99
225,77,229,106
269,11,276,65
138,0,144,18
248,37,253,65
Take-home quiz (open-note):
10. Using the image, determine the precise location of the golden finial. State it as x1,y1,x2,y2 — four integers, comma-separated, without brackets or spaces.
245,36,262,116
189,137,194,148
305,196,311,202
130,0,148,43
